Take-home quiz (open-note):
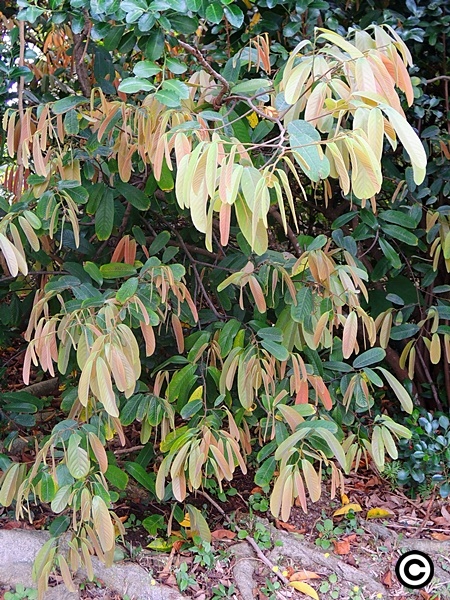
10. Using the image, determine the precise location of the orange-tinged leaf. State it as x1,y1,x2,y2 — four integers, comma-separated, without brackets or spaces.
333,538,350,555
288,580,319,600
333,503,362,517
302,459,321,502
366,507,393,519
341,493,350,505
211,529,237,540
342,311,358,359
289,571,321,582
92,495,115,552
431,532,450,541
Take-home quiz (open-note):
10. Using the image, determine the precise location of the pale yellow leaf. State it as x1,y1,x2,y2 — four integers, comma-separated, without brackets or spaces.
288,580,319,600
366,507,393,519
333,502,362,517
92,495,115,552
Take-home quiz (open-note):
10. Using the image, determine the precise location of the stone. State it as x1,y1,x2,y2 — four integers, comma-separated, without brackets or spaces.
229,542,256,600
0,530,186,600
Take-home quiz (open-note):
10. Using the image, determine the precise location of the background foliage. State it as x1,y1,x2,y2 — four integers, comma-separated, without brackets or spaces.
0,0,449,595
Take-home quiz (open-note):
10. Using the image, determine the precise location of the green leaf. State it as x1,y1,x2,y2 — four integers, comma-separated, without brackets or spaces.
105,464,129,490
149,231,171,255
83,261,103,285
100,263,137,279
287,120,330,182
124,461,155,493
144,30,165,60
379,237,402,269
103,25,126,51
95,188,114,240
254,456,276,487
118,77,155,93
379,210,417,229
154,89,183,108
142,514,165,535
390,324,420,340
168,14,198,35
223,5,244,28
116,277,139,303
115,181,150,211
40,471,56,503
64,110,79,135
291,287,313,323
51,485,72,513
162,58,186,76
206,2,224,23
260,339,290,362
52,96,87,114
381,224,418,246
49,515,70,537
218,320,242,357
162,79,190,99
186,504,211,542
67,433,90,479
352,348,386,369
133,60,162,78
180,399,203,420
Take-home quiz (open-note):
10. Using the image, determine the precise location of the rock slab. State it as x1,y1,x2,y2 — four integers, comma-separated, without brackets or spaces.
0,530,186,600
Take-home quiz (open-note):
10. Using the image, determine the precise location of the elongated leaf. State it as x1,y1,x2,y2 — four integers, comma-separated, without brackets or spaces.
95,188,114,241
352,348,386,369
92,495,115,552
124,461,155,493
186,504,211,542
377,367,413,413
288,120,330,182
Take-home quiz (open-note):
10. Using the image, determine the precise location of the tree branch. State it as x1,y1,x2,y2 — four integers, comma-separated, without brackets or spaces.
269,207,301,257
73,22,91,97
175,38,230,108
197,490,290,587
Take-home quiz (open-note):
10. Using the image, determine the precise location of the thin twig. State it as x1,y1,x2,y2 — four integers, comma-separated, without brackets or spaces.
176,38,230,108
197,490,290,587
113,445,144,455
411,491,436,539
16,20,26,198
425,75,450,83
269,207,301,257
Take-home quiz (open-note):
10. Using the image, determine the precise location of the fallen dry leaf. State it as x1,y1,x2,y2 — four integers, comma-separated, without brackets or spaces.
366,507,393,519
382,570,392,588
274,519,306,534
333,503,362,517
431,532,450,541
344,534,357,544
211,529,237,540
289,570,321,582
288,581,319,600
441,505,450,522
333,539,350,555
250,486,263,495
275,519,297,532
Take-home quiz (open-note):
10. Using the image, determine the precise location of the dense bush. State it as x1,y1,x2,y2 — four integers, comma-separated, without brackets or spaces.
0,0,449,595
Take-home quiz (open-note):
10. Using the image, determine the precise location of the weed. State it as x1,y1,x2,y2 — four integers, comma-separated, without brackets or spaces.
211,582,236,599
4,585,38,600
260,577,281,600
175,562,197,592
248,491,270,513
